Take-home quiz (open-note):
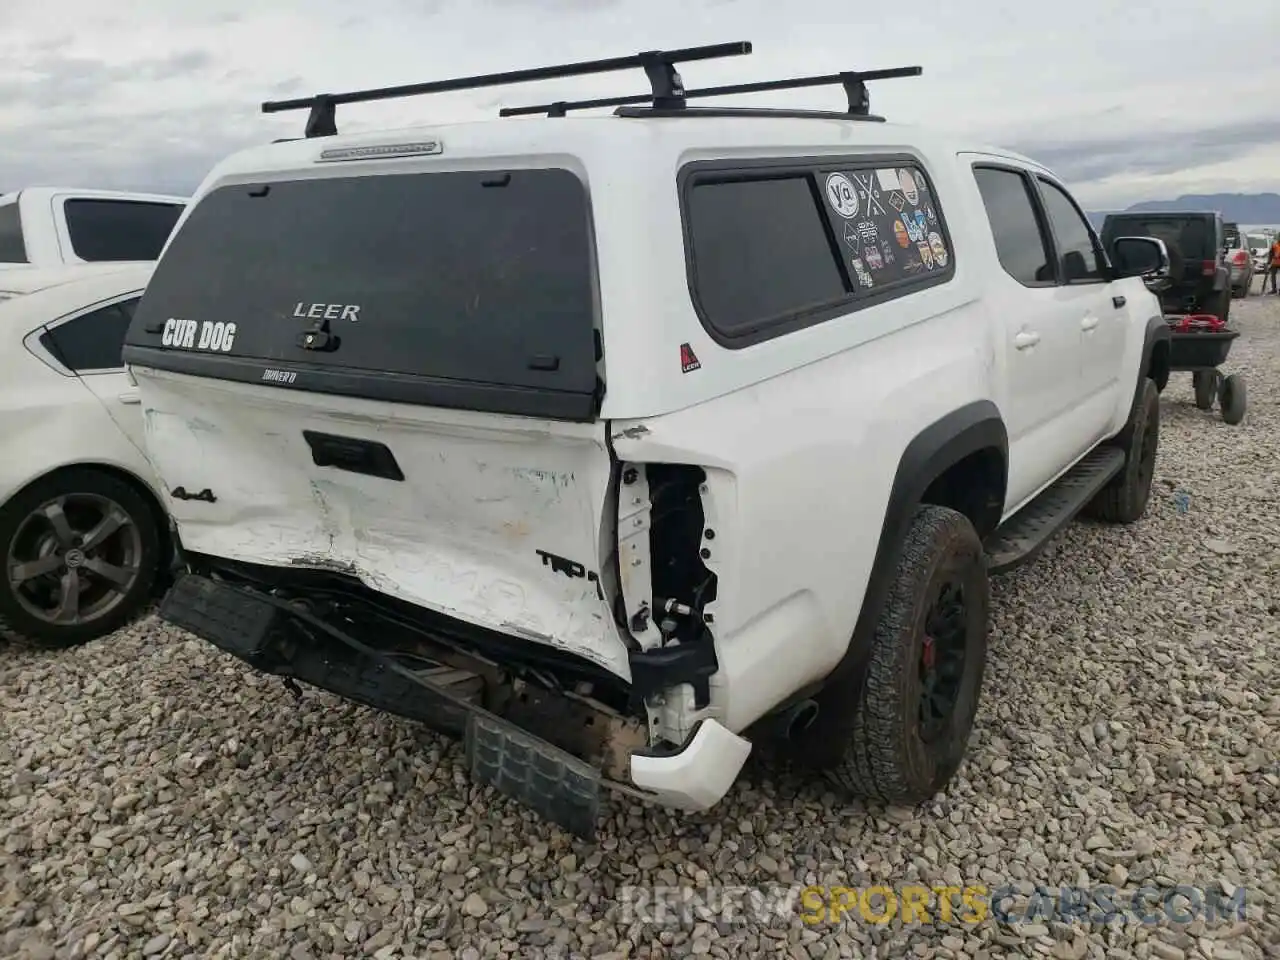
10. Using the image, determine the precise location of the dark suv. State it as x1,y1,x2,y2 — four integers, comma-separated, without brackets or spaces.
1100,211,1231,319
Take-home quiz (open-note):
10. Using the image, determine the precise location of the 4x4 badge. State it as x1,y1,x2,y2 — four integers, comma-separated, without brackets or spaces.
680,343,701,373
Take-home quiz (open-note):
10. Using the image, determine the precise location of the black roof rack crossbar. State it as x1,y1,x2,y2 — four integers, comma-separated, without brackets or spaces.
262,41,752,138
499,66,922,119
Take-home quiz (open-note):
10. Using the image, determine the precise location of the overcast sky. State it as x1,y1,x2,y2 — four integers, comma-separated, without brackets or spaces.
1,0,1277,209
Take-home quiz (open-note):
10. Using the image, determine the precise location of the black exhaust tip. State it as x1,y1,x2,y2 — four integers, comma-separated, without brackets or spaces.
782,699,820,741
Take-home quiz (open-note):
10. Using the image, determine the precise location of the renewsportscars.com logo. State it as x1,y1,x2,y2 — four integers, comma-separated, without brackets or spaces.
618,883,1250,928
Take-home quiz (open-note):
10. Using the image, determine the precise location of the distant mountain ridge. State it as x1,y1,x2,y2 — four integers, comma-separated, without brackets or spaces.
1087,193,1280,229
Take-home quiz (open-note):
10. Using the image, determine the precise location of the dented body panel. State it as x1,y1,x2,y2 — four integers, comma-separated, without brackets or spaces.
135,367,632,678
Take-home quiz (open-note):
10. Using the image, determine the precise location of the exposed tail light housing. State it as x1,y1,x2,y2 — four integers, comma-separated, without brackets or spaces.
1230,250,1248,265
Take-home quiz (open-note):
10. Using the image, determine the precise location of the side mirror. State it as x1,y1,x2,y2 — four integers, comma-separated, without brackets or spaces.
1063,250,1089,281
1111,236,1172,290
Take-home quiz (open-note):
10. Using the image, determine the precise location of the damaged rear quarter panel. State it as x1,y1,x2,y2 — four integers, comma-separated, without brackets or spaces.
609,305,990,731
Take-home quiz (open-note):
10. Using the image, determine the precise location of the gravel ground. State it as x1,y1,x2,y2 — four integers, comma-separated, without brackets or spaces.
3,297,1279,960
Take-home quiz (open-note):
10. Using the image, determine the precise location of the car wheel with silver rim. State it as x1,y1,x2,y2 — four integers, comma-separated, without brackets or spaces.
1,468,161,649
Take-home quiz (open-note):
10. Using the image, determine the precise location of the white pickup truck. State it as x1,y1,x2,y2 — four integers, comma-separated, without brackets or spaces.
0,188,186,270
124,43,1177,839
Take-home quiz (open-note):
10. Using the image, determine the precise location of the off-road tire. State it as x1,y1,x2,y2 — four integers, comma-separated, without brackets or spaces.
0,469,161,650
1083,378,1160,524
803,505,990,806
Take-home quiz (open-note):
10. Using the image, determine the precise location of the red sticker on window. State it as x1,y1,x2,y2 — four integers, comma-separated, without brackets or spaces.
680,343,701,373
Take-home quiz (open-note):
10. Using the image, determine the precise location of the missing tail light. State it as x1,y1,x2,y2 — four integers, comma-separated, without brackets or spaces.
644,464,718,645
616,462,718,650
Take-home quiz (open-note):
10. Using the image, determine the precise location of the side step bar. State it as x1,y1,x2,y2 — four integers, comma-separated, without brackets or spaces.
984,446,1126,574
159,574,604,839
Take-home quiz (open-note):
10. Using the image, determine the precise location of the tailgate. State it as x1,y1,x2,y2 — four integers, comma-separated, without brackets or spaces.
134,367,629,677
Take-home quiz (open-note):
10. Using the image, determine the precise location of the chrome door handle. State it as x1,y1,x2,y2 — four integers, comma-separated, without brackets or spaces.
117,391,141,405
1014,331,1041,349
1081,316,1099,331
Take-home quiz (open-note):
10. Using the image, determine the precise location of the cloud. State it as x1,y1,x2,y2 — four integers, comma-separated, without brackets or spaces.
1013,118,1280,184
0,98,261,195
0,50,219,111
0,0,1277,207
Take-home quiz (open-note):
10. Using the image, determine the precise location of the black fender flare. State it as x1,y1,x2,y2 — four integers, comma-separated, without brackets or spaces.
1139,313,1172,394
820,400,1008,697
1103,315,1170,454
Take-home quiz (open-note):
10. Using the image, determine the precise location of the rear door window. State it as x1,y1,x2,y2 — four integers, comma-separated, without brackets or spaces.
125,169,601,421
63,199,185,261
973,167,1054,286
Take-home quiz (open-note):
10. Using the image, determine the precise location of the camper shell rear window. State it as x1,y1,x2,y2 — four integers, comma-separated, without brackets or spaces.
123,168,601,421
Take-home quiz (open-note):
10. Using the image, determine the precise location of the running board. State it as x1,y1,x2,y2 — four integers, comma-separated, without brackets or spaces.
984,446,1126,574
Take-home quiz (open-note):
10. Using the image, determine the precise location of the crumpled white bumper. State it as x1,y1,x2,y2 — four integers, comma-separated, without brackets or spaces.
629,719,752,811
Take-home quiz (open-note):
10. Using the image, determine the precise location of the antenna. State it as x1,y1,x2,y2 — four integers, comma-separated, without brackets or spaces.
262,42,753,138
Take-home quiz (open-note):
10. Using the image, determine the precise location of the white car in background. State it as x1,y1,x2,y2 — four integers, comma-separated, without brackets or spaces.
0,188,186,270
0,263,168,649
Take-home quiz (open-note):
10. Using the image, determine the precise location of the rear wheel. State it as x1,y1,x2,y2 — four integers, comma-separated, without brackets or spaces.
797,505,990,805
0,469,161,649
